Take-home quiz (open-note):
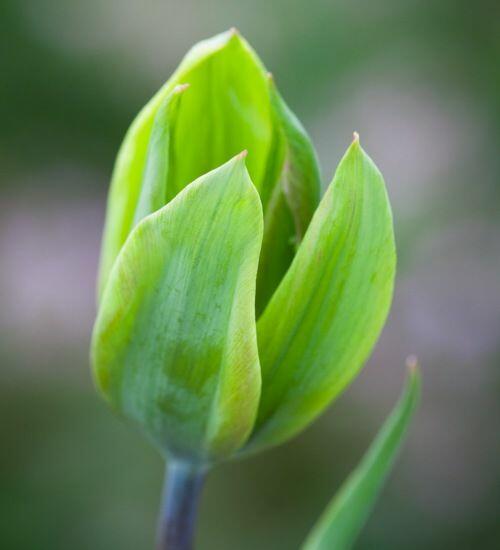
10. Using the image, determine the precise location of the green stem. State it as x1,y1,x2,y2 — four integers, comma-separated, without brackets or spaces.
156,461,206,550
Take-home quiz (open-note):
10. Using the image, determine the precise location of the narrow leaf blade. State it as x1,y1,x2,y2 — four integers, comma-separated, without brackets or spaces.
92,154,263,462
303,363,421,550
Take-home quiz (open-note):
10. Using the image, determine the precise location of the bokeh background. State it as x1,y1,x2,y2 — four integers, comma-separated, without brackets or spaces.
1,1,499,548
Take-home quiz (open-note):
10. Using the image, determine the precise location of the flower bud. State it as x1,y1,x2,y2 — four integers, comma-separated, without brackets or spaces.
92,31,396,464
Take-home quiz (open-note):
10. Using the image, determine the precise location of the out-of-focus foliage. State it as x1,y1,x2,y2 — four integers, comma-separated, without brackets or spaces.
1,0,499,549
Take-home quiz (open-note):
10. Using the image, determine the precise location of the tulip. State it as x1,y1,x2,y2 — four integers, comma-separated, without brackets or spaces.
91,29,412,550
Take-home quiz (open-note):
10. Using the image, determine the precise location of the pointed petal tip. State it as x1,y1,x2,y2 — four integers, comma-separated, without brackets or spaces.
352,131,360,143
237,149,248,159
266,72,277,92
173,83,190,94
226,27,248,50
227,27,244,42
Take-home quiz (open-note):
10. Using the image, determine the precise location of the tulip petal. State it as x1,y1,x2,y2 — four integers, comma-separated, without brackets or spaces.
247,136,396,452
166,32,275,206
92,154,263,462
255,80,322,316
131,84,188,225
256,184,295,317
269,79,321,240
302,363,421,550
98,30,276,300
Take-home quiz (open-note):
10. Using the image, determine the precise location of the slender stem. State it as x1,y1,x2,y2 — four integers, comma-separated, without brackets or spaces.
156,461,206,550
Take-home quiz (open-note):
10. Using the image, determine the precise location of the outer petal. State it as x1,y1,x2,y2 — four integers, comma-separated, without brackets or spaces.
98,30,274,299
92,154,263,463
246,136,396,452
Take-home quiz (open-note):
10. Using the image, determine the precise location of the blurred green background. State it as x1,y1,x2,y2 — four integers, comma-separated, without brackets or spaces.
1,1,499,548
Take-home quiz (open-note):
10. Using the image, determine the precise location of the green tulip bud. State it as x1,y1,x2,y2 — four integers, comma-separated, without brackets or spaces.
91,30,396,466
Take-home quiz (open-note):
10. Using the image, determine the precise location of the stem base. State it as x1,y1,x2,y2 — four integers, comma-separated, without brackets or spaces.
156,461,206,550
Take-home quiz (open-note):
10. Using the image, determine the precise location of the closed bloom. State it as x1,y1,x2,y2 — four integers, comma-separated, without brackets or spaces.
91,29,396,465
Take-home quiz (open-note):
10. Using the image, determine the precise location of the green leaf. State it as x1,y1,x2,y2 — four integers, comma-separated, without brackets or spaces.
302,362,421,550
91,154,263,463
97,29,276,300
246,135,396,452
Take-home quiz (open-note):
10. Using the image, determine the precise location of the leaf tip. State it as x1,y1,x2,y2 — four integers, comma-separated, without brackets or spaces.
237,149,248,159
405,355,422,397
405,354,419,373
